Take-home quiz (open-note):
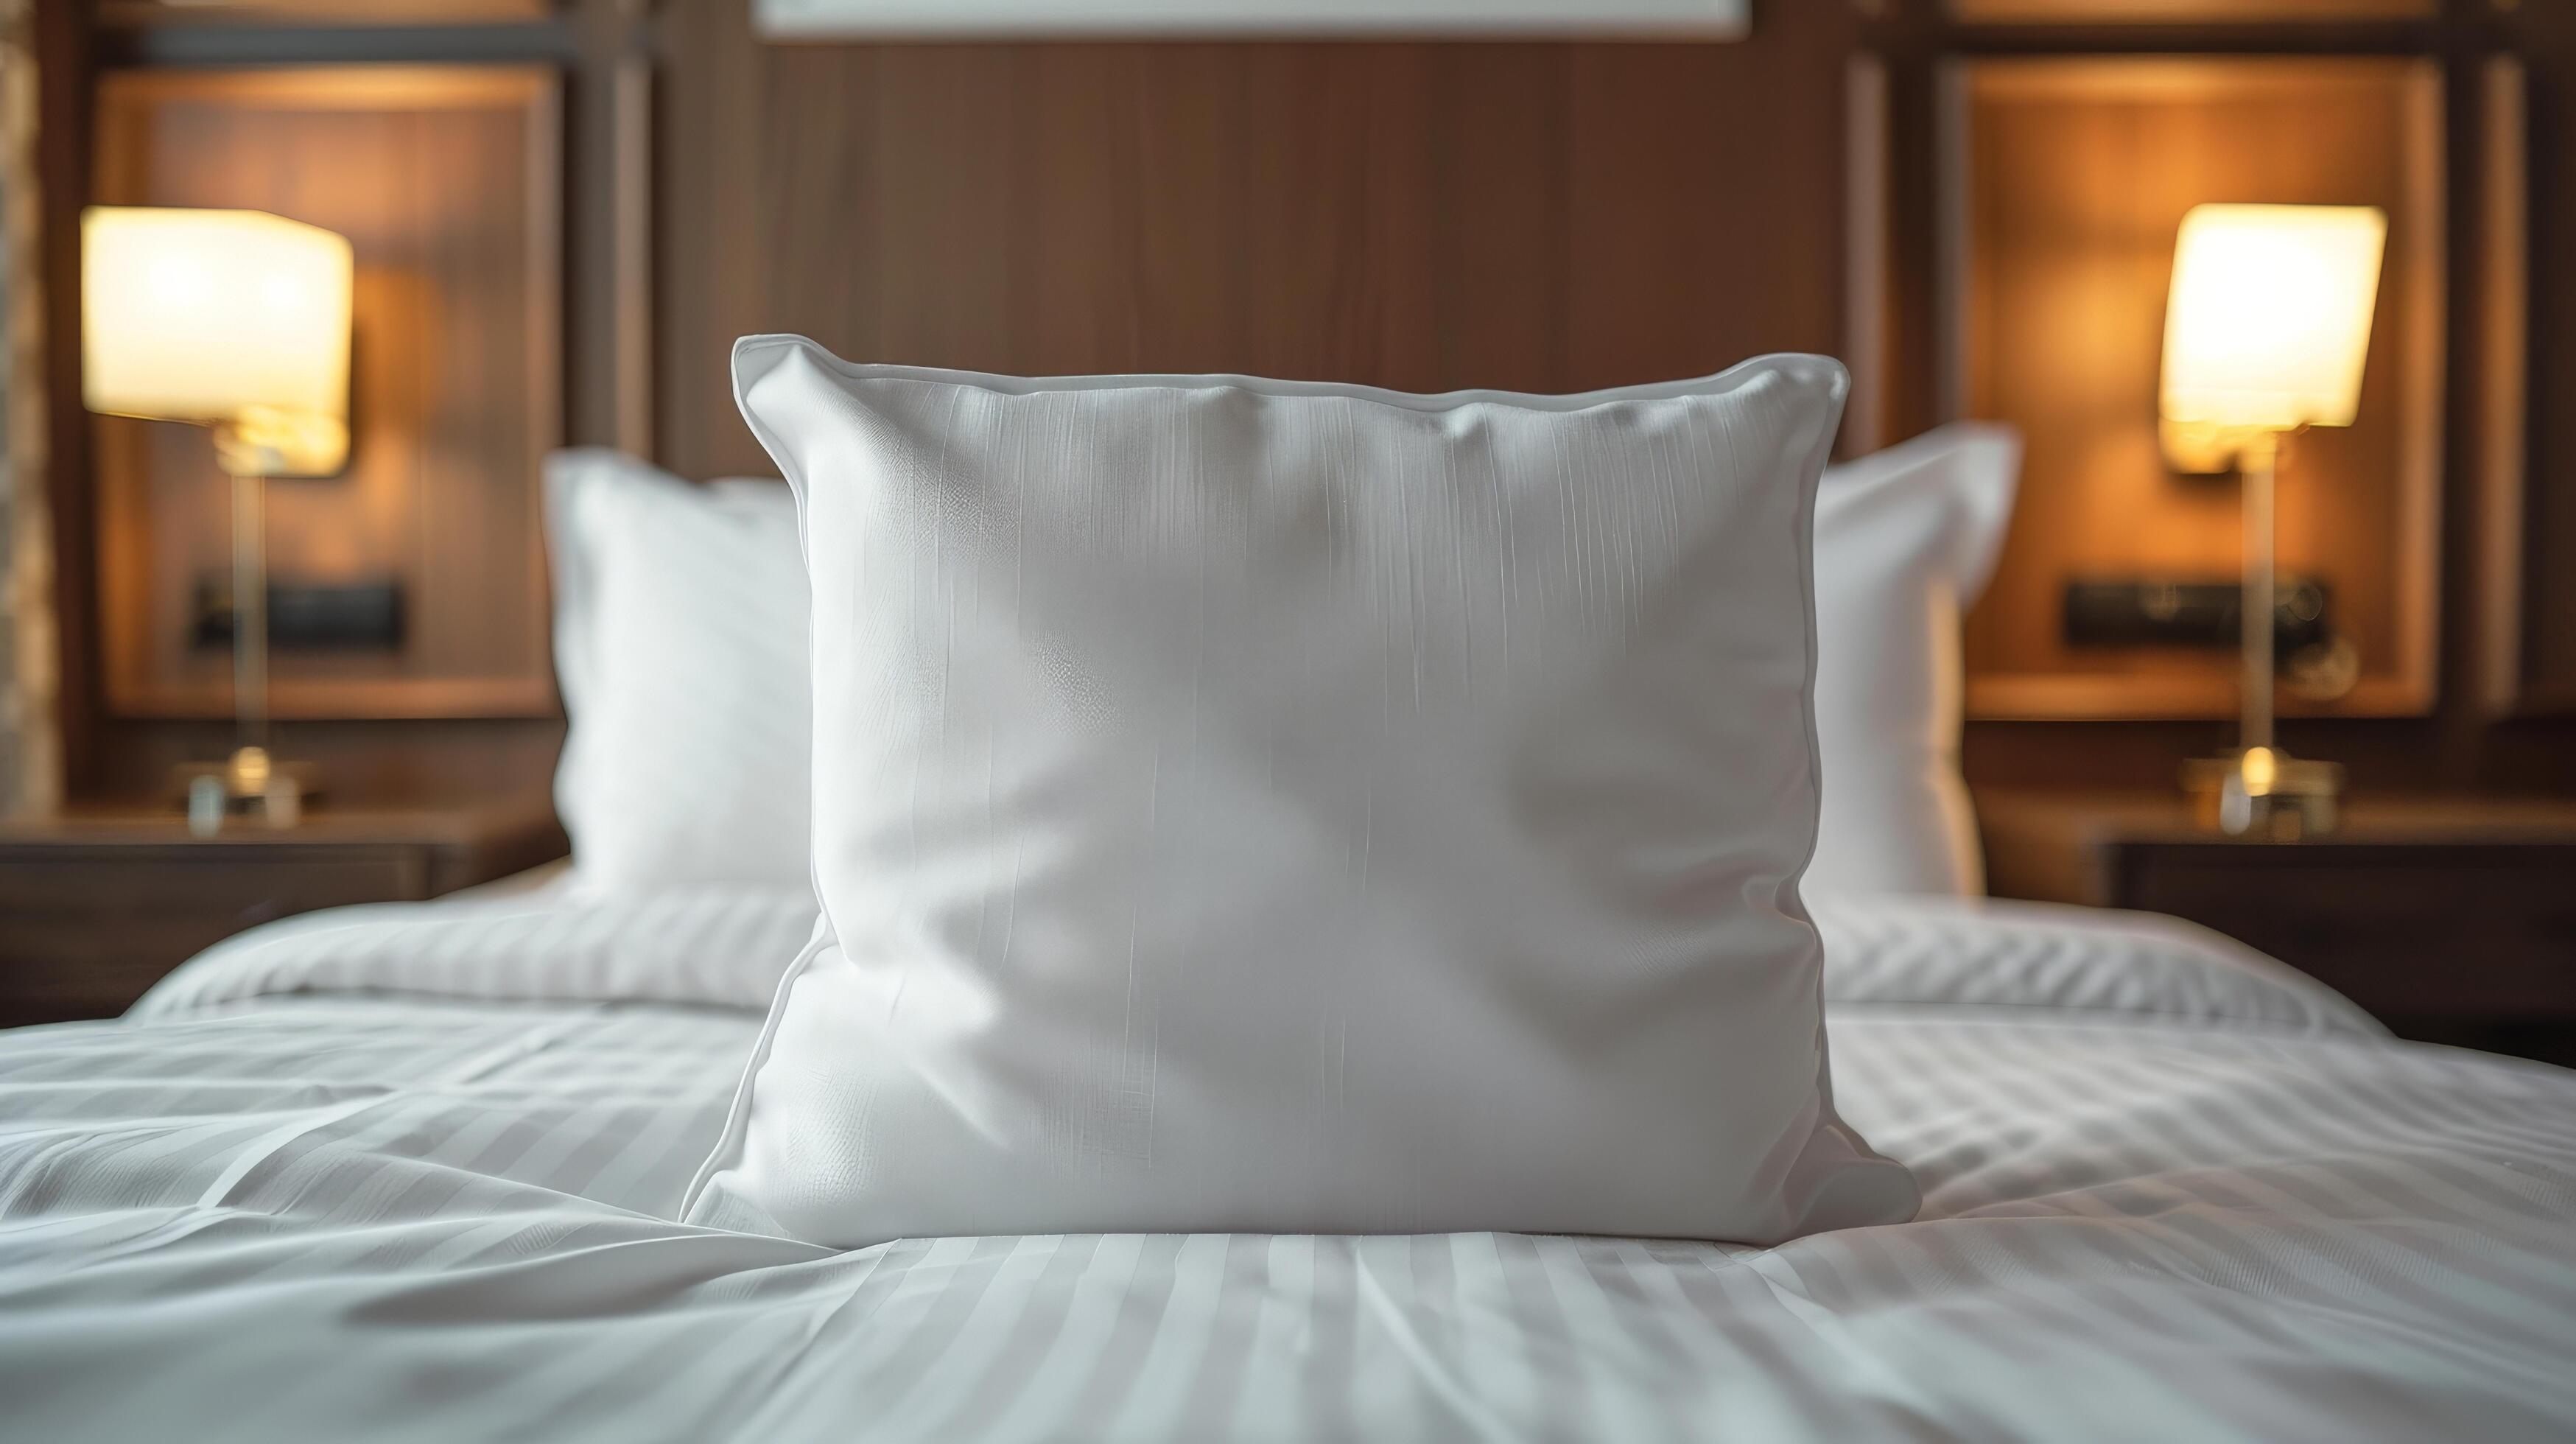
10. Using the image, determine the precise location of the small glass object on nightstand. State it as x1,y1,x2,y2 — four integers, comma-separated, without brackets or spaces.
2180,746,2342,841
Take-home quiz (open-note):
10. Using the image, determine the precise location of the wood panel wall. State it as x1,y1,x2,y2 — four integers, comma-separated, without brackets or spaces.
654,4,1862,480
41,0,2576,806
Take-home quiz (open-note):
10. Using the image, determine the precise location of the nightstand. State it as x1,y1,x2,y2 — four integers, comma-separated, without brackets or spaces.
1978,790,2576,1065
0,797,567,1029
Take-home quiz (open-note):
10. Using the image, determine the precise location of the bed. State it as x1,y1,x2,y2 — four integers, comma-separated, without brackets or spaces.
5,880,2570,1442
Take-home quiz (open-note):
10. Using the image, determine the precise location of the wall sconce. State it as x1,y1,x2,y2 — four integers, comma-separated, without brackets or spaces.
83,206,354,828
2157,202,2385,838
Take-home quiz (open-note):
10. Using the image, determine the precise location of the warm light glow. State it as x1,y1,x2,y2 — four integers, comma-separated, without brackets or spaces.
2159,203,2386,436
2240,745,2279,795
83,207,354,475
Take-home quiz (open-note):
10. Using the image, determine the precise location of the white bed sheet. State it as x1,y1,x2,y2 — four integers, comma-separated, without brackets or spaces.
3,892,2572,1442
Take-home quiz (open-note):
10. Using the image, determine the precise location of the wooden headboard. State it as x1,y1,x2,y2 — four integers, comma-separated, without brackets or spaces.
38,0,2576,804
651,23,1858,480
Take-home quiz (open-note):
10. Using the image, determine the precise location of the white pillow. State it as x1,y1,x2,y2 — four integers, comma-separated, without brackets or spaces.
544,449,811,891
1806,424,2020,897
546,430,2016,903
684,337,1918,1247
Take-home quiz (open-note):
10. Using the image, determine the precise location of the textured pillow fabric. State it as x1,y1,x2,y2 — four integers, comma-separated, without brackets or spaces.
1805,424,2021,897
687,337,1919,1247
544,449,811,891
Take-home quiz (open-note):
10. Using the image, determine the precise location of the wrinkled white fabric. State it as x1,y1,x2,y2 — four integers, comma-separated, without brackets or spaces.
122,882,2373,1031
1816,893,2383,1035
2,897,2570,1443
131,878,820,1018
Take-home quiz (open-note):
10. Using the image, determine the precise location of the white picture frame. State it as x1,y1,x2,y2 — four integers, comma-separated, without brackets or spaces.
756,0,1749,40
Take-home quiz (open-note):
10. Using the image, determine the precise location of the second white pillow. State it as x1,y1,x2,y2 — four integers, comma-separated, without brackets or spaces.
1807,424,2021,896
545,450,812,892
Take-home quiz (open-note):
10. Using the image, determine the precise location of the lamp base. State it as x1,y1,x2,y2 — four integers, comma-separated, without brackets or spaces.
2181,746,2342,841
172,747,323,835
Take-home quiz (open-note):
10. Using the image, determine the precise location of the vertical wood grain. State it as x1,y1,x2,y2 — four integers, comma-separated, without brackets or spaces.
656,0,1856,480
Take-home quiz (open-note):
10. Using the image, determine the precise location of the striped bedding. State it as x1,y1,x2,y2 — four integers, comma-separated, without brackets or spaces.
2,891,2571,1442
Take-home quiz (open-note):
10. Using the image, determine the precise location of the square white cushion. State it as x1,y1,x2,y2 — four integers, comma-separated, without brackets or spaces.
686,337,1918,1246
544,449,812,892
1806,424,2021,897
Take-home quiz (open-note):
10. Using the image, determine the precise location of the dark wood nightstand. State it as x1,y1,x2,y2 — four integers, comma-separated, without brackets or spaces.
1979,790,2576,1065
0,797,567,1029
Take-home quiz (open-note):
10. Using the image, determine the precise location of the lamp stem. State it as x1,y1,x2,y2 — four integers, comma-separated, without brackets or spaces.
2240,430,2278,755
231,469,269,762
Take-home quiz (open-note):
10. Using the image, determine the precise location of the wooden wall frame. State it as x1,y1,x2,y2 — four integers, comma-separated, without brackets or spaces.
2483,39,2576,718
2475,57,2539,717
1947,57,2446,722
611,53,653,460
90,66,562,721
1945,0,2432,20
96,1,553,24
1844,55,1892,460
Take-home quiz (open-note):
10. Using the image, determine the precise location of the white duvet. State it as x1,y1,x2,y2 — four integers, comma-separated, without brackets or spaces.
4,890,2572,1442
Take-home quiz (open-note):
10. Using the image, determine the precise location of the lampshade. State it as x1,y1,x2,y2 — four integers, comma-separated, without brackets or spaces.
82,206,354,475
2158,203,2386,436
